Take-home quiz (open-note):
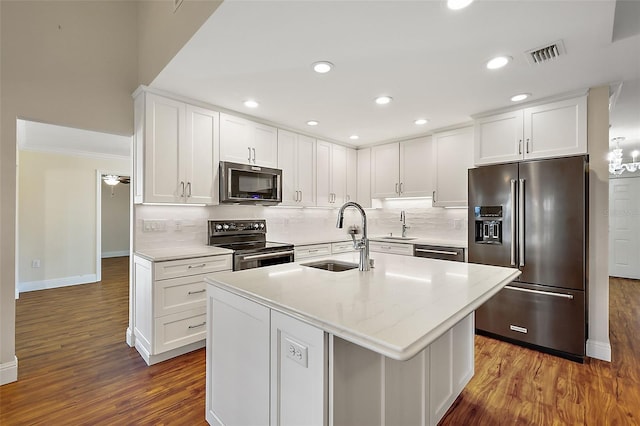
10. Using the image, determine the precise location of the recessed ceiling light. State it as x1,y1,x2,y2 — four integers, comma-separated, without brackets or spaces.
486,56,511,70
510,93,531,102
375,96,393,105
447,0,474,10
306,120,319,126
414,118,428,125
349,135,359,140
312,61,334,74
243,100,259,108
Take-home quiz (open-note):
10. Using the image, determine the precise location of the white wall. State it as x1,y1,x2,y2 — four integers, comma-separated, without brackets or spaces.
587,86,611,361
17,151,129,292
101,180,130,258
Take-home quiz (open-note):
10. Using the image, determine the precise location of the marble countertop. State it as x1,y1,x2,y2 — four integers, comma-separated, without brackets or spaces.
205,252,519,360
135,246,233,262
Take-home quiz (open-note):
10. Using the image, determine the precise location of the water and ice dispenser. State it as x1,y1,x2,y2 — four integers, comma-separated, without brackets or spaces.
474,206,503,244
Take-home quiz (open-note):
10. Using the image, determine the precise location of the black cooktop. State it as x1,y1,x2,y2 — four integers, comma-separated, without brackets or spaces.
215,240,293,255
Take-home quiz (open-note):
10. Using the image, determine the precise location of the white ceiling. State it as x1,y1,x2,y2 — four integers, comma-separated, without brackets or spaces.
152,0,640,150
17,119,131,159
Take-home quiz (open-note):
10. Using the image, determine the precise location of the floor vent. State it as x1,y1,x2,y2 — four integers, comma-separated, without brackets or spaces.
525,40,566,65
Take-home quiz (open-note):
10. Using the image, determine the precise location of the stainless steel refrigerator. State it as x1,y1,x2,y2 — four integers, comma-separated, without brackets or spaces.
468,155,588,361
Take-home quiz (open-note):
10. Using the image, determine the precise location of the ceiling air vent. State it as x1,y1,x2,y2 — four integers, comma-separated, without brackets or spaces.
525,40,566,65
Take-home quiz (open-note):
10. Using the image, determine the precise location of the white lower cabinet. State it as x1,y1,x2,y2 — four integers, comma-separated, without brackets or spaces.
369,241,414,256
206,285,474,426
294,243,332,260
331,241,357,254
133,254,232,365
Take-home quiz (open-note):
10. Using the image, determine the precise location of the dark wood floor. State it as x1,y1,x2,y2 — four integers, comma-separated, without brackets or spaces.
1,258,638,425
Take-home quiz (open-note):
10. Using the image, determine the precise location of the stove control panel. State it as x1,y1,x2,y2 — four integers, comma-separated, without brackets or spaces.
208,219,267,235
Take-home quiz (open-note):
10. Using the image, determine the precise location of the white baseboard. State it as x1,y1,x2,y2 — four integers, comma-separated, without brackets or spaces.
102,250,129,258
0,356,18,385
18,274,98,293
586,339,612,362
126,327,135,347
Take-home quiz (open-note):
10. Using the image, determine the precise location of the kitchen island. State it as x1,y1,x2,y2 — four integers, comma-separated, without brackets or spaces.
204,252,520,426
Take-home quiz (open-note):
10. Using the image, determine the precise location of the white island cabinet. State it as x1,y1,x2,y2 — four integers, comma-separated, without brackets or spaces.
205,252,520,425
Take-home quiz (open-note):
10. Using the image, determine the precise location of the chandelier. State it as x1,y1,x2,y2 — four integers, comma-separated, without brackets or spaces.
608,137,639,175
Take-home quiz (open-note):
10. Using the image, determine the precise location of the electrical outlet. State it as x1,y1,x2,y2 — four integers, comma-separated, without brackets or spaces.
32,259,41,268
284,336,308,368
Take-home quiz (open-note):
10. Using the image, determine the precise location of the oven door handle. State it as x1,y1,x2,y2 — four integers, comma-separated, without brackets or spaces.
238,250,294,261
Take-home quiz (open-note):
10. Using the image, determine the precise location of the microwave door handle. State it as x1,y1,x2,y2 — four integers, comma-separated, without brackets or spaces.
510,179,516,266
519,178,525,267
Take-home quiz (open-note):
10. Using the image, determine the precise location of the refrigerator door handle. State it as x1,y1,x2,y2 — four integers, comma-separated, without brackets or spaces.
519,178,525,267
510,179,517,266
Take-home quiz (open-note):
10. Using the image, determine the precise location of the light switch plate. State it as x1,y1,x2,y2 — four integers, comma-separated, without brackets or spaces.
284,336,308,368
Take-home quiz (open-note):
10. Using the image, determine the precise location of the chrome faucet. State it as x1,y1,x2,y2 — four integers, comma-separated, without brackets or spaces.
400,210,410,238
336,201,371,271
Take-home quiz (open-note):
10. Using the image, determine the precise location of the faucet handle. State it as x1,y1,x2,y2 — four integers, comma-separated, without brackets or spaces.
348,225,361,235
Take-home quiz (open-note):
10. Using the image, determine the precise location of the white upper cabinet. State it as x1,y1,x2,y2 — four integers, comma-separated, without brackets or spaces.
133,91,219,205
433,125,474,207
220,113,278,168
474,95,587,165
371,137,432,199
317,140,348,207
346,147,357,203
277,129,316,206
356,148,372,208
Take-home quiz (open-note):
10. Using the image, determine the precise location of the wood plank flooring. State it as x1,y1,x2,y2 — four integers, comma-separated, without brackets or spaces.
1,259,639,425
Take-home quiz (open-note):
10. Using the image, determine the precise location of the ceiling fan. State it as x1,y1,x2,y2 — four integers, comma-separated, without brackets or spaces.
102,175,130,185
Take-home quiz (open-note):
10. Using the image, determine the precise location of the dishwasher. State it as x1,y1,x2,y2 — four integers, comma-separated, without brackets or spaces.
414,244,465,262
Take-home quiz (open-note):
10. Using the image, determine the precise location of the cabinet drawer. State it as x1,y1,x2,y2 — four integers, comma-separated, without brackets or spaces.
154,255,232,280
154,306,207,354
369,241,414,256
294,243,332,260
414,245,465,262
475,284,585,356
154,274,208,318
331,241,356,254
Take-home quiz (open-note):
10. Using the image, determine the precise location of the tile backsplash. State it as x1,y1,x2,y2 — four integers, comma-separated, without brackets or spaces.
134,199,468,250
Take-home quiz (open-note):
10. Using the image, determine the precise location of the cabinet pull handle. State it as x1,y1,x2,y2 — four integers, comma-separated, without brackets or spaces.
526,138,530,154
395,183,399,194
518,139,522,155
415,248,459,256
299,190,303,202
188,289,206,295
188,322,206,329
248,147,252,162
187,182,192,198
510,179,516,266
519,178,525,267
504,285,574,300
399,182,404,194
188,263,207,269
432,191,436,202
180,181,185,198
252,147,256,163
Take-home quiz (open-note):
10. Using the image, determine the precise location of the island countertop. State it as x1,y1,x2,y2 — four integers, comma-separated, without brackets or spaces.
205,252,520,361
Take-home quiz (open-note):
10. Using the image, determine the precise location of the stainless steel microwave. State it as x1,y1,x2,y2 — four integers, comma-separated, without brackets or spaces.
219,161,282,205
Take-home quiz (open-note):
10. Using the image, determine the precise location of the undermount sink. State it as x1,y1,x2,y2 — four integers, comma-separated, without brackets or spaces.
301,260,359,272
380,236,417,241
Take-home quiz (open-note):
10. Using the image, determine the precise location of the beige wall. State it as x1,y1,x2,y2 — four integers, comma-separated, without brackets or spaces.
1,0,218,384
18,151,129,290
101,180,131,257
